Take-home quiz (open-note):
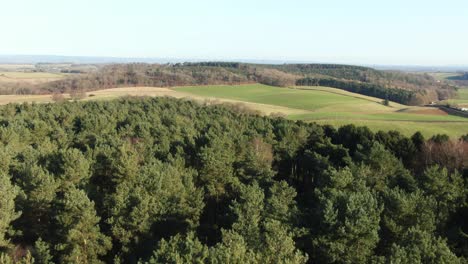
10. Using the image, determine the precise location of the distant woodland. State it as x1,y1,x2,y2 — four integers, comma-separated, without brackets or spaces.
448,72,468,87
0,63,459,105
0,97,467,263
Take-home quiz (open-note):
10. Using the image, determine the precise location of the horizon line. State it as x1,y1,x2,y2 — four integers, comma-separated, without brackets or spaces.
0,54,467,69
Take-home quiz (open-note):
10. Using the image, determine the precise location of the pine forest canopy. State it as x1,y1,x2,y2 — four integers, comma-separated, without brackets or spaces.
0,97,466,263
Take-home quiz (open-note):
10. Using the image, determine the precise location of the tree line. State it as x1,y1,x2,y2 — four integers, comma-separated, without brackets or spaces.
1,63,459,105
0,97,466,263
296,77,417,105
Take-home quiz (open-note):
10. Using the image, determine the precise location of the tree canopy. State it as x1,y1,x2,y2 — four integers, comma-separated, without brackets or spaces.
0,97,466,263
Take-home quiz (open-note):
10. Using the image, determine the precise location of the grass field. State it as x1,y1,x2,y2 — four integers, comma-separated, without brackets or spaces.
0,71,66,84
0,84,466,138
441,88,468,107
175,84,468,138
0,64,36,71
428,72,468,107
428,72,461,81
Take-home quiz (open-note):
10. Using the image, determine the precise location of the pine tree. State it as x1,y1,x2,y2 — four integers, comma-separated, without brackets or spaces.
388,228,461,263
15,164,58,240
209,230,260,264
58,148,91,188
53,186,111,263
107,159,203,261
145,232,209,264
312,169,382,263
380,188,437,251
0,173,21,250
33,238,54,264
418,166,466,226
230,183,265,249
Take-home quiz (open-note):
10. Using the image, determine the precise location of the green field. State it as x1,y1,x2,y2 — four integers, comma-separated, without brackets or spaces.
442,88,468,107
429,72,468,106
0,84,466,138
428,72,461,81
176,84,468,138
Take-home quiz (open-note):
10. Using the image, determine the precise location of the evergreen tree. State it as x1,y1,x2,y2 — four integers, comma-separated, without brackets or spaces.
108,160,203,261
145,232,209,264
388,228,461,263
209,230,259,264
312,169,382,263
0,97,465,263
380,188,437,252
0,173,21,250
53,186,111,263
14,164,58,240
33,238,54,264
230,183,264,249
57,148,91,188
417,166,466,226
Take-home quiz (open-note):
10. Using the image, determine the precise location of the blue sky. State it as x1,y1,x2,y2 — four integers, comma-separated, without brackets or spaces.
1,0,467,65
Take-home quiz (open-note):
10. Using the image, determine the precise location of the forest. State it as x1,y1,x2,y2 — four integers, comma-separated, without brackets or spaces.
1,63,458,105
0,97,467,263
295,77,417,105
448,73,468,87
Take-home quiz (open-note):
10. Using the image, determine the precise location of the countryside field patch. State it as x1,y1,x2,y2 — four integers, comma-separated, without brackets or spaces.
0,84,466,138
175,84,468,138
441,88,468,107
0,71,66,84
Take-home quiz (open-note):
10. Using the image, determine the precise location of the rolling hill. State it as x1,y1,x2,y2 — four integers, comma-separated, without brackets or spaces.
0,84,466,138
175,84,467,138
4,62,456,105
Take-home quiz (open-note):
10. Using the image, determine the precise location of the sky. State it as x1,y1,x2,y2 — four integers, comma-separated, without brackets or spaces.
1,0,468,65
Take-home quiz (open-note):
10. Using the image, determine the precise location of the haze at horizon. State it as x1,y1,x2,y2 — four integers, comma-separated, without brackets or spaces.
2,0,468,65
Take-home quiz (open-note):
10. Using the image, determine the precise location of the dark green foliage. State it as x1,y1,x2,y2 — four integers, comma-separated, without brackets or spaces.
383,98,390,106
52,186,111,263
296,77,417,105
33,238,54,264
411,131,425,151
430,134,450,143
388,228,461,264
311,169,382,263
0,97,465,263
0,173,21,250
416,166,466,227
145,232,210,264
461,133,468,142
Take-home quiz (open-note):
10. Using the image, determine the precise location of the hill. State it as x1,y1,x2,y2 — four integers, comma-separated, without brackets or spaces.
0,84,466,138
175,84,468,138
1,62,458,105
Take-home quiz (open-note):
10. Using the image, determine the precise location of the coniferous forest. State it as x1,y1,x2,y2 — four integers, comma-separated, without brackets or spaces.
0,97,467,263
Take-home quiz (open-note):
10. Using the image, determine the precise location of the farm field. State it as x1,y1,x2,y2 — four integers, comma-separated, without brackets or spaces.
0,64,36,71
0,71,66,84
428,72,461,81
0,84,466,138
429,72,468,106
175,84,468,138
441,88,468,107
0,87,309,116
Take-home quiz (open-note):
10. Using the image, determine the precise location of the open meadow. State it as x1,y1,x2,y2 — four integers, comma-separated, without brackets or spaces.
0,84,466,138
0,71,66,84
441,88,468,107
175,84,468,138
429,72,468,107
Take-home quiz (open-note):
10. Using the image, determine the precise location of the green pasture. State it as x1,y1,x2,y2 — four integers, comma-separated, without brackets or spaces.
176,84,468,138
442,88,468,107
